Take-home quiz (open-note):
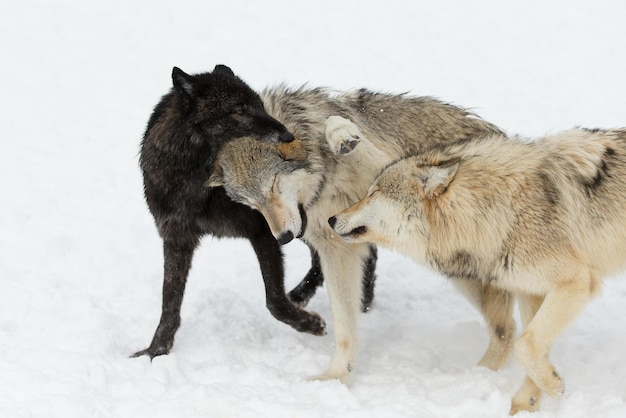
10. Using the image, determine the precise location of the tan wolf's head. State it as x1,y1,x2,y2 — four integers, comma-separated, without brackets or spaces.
329,156,459,256
204,136,317,245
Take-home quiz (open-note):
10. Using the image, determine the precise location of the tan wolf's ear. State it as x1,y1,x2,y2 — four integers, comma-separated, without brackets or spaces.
276,138,307,161
203,164,224,188
416,158,460,197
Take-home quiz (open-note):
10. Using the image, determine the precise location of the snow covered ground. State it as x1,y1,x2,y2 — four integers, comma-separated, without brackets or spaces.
1,1,626,417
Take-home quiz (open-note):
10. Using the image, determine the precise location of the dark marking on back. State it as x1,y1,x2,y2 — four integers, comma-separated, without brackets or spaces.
538,170,560,206
582,146,614,196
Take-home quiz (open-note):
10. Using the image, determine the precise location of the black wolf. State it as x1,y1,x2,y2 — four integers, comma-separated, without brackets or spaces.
134,65,368,358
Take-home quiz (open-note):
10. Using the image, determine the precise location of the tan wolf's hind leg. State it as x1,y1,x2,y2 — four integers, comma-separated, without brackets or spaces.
452,280,516,370
512,278,592,413
510,294,544,415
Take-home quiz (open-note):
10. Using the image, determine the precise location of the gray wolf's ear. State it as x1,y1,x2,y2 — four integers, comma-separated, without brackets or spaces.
276,138,308,161
416,158,460,197
203,164,224,188
213,64,235,77
172,67,194,97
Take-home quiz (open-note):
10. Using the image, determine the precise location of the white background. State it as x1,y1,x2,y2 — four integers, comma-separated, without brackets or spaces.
1,1,625,417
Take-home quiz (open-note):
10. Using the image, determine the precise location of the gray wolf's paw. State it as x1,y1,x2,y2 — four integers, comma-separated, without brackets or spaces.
325,116,362,155
307,369,352,385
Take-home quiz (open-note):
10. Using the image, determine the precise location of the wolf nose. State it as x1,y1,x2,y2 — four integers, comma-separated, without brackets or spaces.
328,216,337,229
277,231,295,245
279,131,295,143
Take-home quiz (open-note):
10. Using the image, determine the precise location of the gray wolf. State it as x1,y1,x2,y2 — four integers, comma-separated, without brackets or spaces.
203,91,510,383
329,127,626,413
136,65,329,358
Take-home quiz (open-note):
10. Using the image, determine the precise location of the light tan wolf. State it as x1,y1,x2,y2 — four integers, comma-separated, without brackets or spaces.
329,126,626,413
204,87,514,384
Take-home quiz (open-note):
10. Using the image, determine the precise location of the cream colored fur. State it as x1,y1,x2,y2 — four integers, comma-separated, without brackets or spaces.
331,126,626,413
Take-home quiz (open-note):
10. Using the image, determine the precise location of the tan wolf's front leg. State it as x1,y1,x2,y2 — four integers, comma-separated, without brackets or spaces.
309,241,370,384
510,293,544,414
512,278,592,413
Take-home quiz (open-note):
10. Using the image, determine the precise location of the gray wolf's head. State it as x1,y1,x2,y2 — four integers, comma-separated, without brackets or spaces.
329,156,459,254
205,136,320,245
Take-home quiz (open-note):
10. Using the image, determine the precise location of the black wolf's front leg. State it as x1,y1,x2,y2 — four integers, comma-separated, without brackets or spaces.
132,236,197,358
288,246,324,307
249,232,326,336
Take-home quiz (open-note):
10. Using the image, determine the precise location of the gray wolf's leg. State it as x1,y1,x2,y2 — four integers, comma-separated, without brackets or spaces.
309,242,370,383
325,116,363,154
289,245,377,313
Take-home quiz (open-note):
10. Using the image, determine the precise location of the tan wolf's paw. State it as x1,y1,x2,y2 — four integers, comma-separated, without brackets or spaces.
509,398,540,415
325,116,362,155
536,368,565,397
509,377,543,415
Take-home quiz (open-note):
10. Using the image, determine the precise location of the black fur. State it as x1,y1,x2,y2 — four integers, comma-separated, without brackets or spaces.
134,66,337,358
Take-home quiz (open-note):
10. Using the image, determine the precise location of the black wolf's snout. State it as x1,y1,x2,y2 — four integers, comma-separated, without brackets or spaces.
277,231,295,245
279,131,295,143
328,216,337,228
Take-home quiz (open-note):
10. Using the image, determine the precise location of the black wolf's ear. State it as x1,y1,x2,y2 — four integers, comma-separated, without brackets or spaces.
203,164,224,188
276,138,308,161
416,158,460,197
213,65,235,77
172,67,195,97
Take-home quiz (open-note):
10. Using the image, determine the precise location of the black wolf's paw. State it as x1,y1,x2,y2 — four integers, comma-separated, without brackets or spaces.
268,297,327,336
292,311,327,336
130,344,170,360
325,116,362,155
304,311,327,336
284,310,326,336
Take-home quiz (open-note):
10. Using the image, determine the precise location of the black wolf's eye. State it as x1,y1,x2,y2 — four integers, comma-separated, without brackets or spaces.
231,104,246,116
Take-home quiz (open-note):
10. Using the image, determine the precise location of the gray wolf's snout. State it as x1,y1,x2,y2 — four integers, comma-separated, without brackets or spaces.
277,231,295,245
